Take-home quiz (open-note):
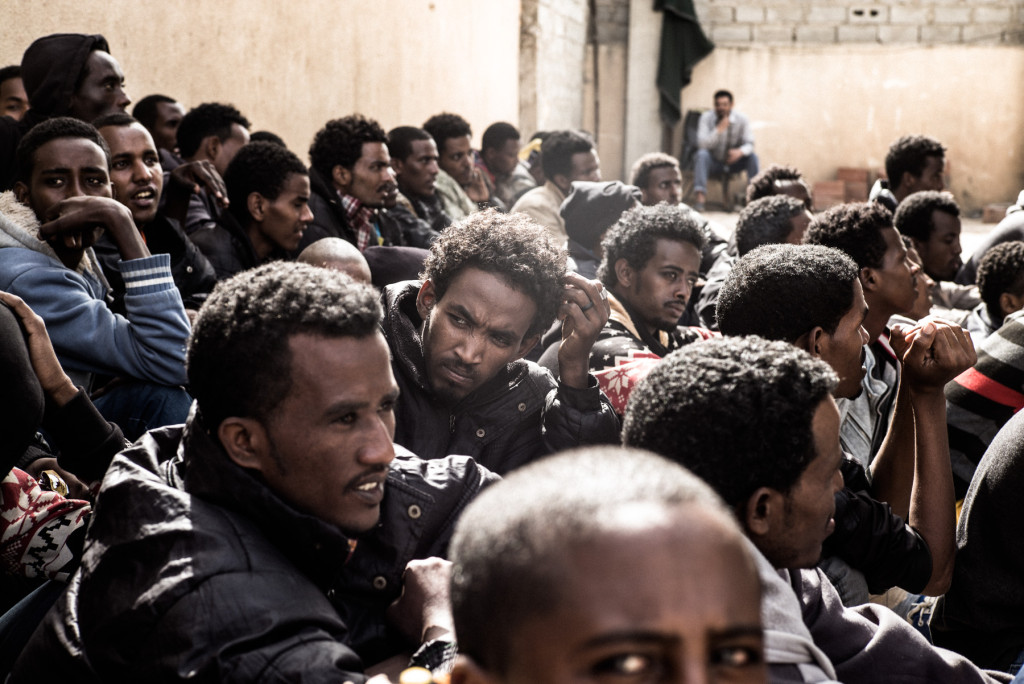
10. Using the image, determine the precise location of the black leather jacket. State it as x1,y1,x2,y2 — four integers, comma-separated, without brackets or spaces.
13,409,496,682
381,281,621,475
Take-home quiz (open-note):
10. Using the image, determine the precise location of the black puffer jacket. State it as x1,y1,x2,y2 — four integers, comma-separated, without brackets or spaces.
13,409,496,682
381,281,620,475
94,213,216,312
190,210,289,281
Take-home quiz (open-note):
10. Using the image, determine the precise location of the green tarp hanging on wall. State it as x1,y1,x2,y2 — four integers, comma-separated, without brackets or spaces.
655,0,715,125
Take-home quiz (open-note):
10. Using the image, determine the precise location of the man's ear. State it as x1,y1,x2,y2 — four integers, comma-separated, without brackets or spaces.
391,157,406,178
217,417,271,473
1000,291,1024,318
13,181,30,206
450,655,500,684
743,486,784,540
247,192,266,222
416,279,437,320
859,265,879,293
551,172,570,195
515,333,542,361
332,164,352,192
795,326,827,358
614,258,634,288
899,171,917,193
201,134,221,163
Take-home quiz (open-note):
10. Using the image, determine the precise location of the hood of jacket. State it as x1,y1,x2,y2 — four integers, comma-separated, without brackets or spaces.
0,190,106,282
21,33,110,117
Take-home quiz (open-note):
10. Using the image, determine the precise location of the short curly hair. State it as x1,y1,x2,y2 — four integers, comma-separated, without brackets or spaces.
892,190,960,242
885,135,945,192
450,446,738,674
597,203,709,288
977,241,1024,324
735,195,807,256
629,152,679,191
422,112,472,152
481,122,519,152
16,116,109,183
540,130,594,179
131,94,175,131
308,114,387,183
623,336,838,510
803,201,893,269
746,164,808,204
718,244,859,342
421,209,567,336
225,141,308,225
176,102,251,159
187,261,382,429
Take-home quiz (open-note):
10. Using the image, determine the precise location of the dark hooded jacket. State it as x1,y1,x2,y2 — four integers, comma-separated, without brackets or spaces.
0,34,110,191
12,408,497,682
381,281,620,475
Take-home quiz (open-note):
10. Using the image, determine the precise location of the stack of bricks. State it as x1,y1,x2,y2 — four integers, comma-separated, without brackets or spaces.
813,167,873,211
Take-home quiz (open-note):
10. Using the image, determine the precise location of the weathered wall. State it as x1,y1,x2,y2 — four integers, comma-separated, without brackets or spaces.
520,0,588,137
1,1,521,156
623,1,1024,211
694,0,1024,46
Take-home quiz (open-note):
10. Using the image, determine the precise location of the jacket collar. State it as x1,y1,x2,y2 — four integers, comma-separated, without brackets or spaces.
178,407,357,590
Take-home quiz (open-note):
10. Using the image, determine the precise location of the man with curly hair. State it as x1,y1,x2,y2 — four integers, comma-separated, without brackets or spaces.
381,209,619,474
190,141,312,280
718,244,971,604
511,130,600,245
175,102,252,234
745,163,813,209
14,261,498,680
804,202,929,466
585,203,712,372
870,135,946,211
304,114,407,252
893,190,962,283
423,112,492,218
962,241,1024,343
622,336,999,683
1,116,191,439
696,194,811,329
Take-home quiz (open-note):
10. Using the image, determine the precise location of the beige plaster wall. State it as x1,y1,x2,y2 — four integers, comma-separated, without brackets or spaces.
1,0,521,157
680,45,1024,212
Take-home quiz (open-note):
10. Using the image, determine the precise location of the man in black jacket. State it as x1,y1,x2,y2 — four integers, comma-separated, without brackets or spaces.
94,113,217,316
14,261,495,682
381,209,620,475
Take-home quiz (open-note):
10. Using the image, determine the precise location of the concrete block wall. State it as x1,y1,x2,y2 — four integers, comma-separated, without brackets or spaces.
693,1,1024,45
520,0,589,136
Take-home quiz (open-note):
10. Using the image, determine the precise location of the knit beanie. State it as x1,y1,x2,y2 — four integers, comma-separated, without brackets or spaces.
560,180,641,250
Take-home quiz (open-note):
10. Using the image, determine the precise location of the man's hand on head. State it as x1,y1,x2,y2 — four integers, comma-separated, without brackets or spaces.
41,196,149,261
890,318,976,394
557,273,609,390
386,558,454,645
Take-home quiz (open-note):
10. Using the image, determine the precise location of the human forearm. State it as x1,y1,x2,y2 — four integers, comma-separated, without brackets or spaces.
906,388,956,595
869,380,915,519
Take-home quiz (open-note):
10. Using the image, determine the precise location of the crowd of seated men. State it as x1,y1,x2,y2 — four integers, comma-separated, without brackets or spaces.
1,30,1023,684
